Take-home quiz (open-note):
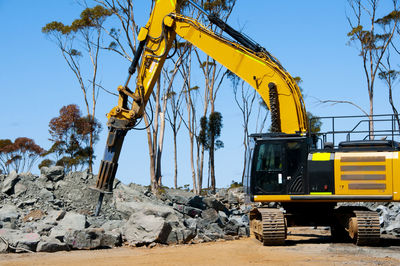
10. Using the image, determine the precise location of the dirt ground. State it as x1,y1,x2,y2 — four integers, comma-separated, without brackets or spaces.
2,228,400,266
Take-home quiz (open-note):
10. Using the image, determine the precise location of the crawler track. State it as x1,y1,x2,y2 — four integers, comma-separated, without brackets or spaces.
250,208,286,245
349,210,380,246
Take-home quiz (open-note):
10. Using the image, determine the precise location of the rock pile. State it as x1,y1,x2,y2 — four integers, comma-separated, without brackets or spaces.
0,167,250,253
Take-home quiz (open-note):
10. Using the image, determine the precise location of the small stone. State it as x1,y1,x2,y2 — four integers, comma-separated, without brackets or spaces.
23,210,45,222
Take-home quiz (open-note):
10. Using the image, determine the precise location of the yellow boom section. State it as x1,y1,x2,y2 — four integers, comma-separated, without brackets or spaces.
130,0,307,134
168,14,307,134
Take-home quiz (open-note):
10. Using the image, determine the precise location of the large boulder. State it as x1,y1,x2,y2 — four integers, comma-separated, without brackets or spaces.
40,166,64,182
122,212,172,246
116,200,176,220
0,229,40,252
2,171,19,194
49,212,87,241
166,228,196,244
36,237,69,252
0,204,19,229
173,204,202,218
203,197,228,213
224,219,240,236
0,204,20,222
64,228,121,249
58,212,87,230
187,196,206,210
201,208,219,224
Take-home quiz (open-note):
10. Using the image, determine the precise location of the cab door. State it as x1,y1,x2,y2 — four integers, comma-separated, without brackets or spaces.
251,141,286,195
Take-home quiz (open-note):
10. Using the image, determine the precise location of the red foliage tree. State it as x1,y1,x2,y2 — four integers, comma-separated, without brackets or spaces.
44,104,101,172
0,138,45,174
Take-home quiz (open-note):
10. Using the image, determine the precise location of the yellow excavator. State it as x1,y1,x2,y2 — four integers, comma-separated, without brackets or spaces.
92,0,400,246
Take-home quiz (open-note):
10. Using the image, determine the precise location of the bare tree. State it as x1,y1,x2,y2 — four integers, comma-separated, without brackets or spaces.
231,76,256,183
143,53,185,193
179,46,200,194
42,6,111,172
378,50,400,130
191,0,236,193
165,58,187,188
347,0,398,137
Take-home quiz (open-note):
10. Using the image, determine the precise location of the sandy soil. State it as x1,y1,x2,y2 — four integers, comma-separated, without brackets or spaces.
2,228,400,266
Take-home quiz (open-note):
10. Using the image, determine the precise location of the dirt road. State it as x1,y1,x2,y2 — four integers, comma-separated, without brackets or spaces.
2,228,400,266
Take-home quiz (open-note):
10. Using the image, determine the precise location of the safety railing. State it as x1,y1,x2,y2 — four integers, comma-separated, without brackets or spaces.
309,114,400,149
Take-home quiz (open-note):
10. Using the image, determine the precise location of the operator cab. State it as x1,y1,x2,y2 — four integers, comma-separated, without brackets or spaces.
246,133,310,197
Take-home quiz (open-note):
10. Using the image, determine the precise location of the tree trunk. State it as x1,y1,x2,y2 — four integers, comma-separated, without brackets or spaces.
209,133,215,193
173,131,178,189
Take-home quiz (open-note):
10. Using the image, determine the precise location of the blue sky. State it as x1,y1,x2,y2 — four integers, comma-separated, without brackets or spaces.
0,1,397,188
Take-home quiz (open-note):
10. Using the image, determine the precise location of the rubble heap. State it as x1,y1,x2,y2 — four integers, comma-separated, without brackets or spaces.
0,167,250,253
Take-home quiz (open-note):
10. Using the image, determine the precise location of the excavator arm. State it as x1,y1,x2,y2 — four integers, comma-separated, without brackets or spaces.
92,0,308,215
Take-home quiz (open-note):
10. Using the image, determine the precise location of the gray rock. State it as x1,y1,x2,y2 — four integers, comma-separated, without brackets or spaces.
123,212,172,246
41,166,64,182
238,227,250,237
201,208,219,223
167,194,189,205
116,201,176,220
166,228,196,244
0,229,40,252
241,214,250,225
215,189,228,201
229,215,246,227
224,219,240,235
17,232,41,252
173,204,202,218
101,220,124,232
2,171,19,194
183,218,198,230
58,212,86,230
36,237,69,252
49,227,67,241
39,188,54,201
187,196,206,210
43,210,66,225
101,231,121,248
64,228,104,249
218,211,229,225
203,197,227,212
0,204,19,222
13,183,27,197
0,235,8,253
204,223,224,240
227,193,239,205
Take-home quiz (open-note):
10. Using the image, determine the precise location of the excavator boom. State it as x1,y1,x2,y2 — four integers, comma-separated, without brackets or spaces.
92,0,307,215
